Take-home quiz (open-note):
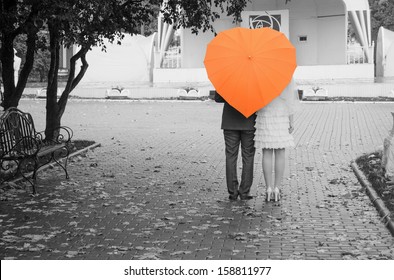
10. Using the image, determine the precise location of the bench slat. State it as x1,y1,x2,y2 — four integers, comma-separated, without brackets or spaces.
37,143,66,157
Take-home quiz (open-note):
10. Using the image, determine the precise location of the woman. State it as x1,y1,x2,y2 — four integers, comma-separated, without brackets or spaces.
254,79,300,202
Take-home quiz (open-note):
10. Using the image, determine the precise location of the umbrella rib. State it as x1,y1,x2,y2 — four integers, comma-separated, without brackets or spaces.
204,54,244,63
261,59,297,73
220,30,250,55
256,70,281,106
253,32,286,50
213,59,249,94
255,61,290,89
206,58,246,78
254,56,297,65
253,61,294,94
254,47,295,57
208,43,245,54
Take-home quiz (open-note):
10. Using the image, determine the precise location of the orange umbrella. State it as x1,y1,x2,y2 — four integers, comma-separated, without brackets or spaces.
204,27,297,117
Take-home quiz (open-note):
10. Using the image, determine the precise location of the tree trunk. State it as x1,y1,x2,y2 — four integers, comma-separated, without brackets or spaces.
1,34,17,109
15,29,37,102
45,21,61,141
44,22,89,141
2,31,36,109
58,46,89,112
1,0,39,110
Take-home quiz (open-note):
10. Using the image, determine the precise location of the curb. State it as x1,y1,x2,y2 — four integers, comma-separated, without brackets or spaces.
3,141,101,192
34,142,102,175
67,142,101,159
351,160,394,236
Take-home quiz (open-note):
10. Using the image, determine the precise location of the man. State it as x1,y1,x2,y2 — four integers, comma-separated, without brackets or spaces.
215,91,256,200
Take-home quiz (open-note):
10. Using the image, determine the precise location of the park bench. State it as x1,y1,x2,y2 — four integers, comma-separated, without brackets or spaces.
0,107,73,194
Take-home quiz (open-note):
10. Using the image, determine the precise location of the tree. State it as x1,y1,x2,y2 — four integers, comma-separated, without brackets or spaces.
1,0,258,140
160,0,249,34
0,0,42,108
41,0,162,140
14,32,50,82
369,0,394,43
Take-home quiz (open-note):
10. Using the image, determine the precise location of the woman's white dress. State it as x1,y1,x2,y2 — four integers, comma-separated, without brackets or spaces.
254,79,300,149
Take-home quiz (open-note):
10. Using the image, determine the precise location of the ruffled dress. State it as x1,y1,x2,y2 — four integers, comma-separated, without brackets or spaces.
254,79,300,149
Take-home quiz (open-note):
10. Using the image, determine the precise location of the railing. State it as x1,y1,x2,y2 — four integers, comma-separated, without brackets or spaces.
161,47,181,68
346,43,374,64
160,45,374,67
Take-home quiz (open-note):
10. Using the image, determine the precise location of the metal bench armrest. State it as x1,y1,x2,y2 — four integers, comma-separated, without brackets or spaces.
36,126,73,146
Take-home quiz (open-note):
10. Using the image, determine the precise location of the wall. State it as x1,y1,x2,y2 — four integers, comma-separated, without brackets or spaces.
181,0,347,67
294,64,374,81
317,15,347,64
376,27,394,79
317,0,347,64
153,64,374,85
286,0,347,65
247,0,277,10
79,34,155,85
234,0,347,65
182,18,233,68
290,18,318,65
153,68,209,85
155,0,374,84
386,44,394,77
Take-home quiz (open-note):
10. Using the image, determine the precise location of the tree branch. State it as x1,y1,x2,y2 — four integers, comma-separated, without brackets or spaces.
71,48,89,91
15,25,37,99
58,46,89,109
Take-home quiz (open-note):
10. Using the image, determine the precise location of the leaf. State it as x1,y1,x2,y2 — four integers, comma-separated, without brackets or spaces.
66,251,79,258
22,234,47,242
170,251,192,256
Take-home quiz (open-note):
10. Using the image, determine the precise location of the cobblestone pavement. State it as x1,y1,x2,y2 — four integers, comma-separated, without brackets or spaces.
1,99,394,260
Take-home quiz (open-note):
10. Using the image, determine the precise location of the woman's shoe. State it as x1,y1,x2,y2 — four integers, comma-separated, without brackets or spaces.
266,186,273,202
273,187,280,202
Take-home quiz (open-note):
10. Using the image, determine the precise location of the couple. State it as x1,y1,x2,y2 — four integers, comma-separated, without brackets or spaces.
216,79,299,202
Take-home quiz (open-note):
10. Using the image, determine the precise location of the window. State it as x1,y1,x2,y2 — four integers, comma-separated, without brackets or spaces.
298,35,308,43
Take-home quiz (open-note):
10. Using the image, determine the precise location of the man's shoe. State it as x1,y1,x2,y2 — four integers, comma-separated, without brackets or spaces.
240,195,253,200
229,195,238,201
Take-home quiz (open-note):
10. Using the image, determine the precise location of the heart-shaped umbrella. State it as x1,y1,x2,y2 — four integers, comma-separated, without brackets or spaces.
204,27,297,117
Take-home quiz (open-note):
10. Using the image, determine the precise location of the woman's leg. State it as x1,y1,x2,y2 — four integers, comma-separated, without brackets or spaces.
262,149,273,188
274,148,286,188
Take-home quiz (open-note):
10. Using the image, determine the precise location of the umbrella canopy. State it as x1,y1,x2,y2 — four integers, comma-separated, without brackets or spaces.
204,27,297,117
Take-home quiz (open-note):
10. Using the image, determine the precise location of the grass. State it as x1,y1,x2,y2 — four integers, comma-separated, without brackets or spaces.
355,150,394,220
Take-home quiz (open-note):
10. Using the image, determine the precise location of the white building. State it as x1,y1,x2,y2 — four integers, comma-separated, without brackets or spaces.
376,26,394,82
154,0,374,86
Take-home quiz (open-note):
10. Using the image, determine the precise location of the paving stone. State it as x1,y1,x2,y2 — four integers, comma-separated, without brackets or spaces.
1,100,393,260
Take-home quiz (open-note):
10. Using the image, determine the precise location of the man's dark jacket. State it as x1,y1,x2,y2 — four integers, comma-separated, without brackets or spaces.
215,91,256,130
